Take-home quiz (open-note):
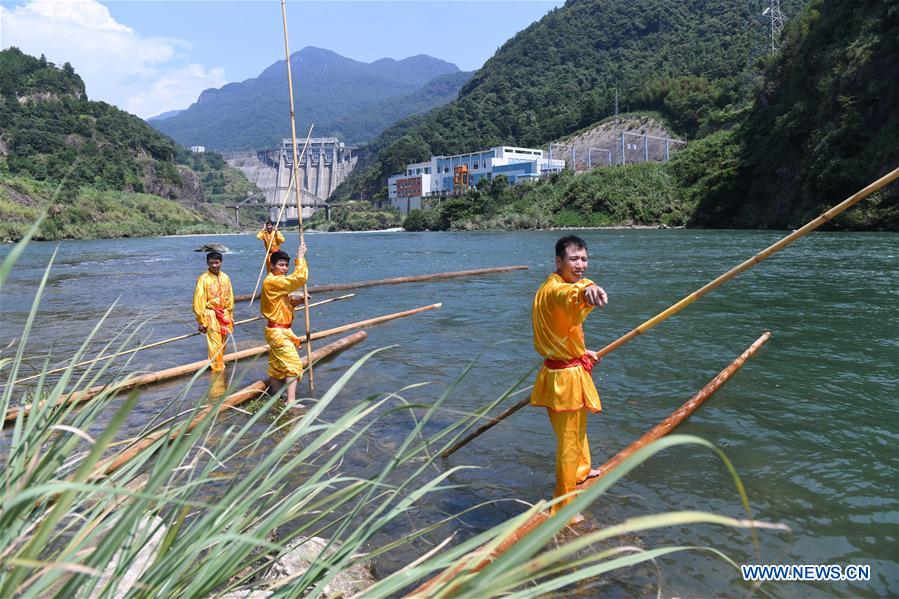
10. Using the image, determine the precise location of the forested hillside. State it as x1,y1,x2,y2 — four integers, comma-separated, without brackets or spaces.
685,0,899,228
0,48,250,241
151,47,463,150
329,70,472,146
340,0,897,231
336,0,802,202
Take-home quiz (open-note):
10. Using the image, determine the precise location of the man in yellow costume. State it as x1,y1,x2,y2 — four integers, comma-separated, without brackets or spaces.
193,250,234,372
531,235,608,521
257,220,285,273
261,243,308,405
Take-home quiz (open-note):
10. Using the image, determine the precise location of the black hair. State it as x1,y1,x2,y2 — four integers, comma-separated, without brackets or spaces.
206,251,223,262
265,219,274,226
270,250,290,265
555,235,587,259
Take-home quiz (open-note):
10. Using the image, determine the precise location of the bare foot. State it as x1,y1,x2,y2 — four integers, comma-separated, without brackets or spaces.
577,467,602,484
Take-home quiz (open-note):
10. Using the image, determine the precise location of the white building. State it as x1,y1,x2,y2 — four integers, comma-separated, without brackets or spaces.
190,146,206,153
387,146,564,214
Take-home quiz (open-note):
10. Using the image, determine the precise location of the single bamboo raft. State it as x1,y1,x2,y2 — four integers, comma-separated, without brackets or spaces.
412,332,771,598
233,265,528,303
439,167,899,457
5,303,441,424
94,331,367,477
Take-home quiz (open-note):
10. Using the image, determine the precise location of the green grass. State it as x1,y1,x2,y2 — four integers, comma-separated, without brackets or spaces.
0,173,232,242
396,162,693,232
307,200,403,232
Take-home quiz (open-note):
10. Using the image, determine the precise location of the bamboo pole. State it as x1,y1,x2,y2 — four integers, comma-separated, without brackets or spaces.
6,302,441,423
248,124,314,311
440,168,899,457
412,332,772,597
307,302,440,340
280,0,315,392
10,294,353,386
94,331,368,477
234,265,529,303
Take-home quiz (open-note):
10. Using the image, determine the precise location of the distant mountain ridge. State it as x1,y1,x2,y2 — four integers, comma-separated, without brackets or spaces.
330,70,473,146
147,109,183,121
150,47,466,150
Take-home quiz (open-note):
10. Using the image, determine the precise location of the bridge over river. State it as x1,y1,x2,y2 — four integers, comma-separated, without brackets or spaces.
222,137,357,224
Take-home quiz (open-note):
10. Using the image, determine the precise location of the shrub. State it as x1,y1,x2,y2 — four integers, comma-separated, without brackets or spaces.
403,208,432,231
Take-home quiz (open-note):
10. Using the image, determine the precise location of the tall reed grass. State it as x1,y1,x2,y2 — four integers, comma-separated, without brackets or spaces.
0,222,784,597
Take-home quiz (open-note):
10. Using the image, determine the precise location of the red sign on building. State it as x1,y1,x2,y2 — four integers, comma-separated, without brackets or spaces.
397,177,422,198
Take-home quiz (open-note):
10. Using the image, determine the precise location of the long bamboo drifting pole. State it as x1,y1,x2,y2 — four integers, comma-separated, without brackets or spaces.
247,123,315,311
280,0,315,392
95,330,367,477
5,302,441,424
412,331,772,598
234,265,529,303
441,168,899,457
11,294,354,386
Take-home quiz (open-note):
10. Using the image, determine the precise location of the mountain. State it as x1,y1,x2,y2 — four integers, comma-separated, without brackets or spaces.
147,109,183,121
338,0,897,230
150,47,462,150
335,0,806,202
0,48,251,241
329,70,473,146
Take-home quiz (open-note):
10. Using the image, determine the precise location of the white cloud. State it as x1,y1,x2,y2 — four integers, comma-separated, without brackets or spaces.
0,0,227,118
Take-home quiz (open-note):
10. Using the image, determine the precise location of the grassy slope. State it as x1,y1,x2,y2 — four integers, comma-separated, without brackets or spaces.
0,174,225,242
0,49,254,240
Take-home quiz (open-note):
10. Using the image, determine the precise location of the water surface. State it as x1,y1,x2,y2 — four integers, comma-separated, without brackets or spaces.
1,230,896,597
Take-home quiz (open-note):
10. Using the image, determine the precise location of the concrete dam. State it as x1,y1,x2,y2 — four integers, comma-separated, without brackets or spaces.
224,137,357,222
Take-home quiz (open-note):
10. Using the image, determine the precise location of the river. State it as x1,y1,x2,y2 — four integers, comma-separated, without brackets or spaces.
1,229,896,597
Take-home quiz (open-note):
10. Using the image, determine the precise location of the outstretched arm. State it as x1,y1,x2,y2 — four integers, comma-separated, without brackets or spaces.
583,284,608,308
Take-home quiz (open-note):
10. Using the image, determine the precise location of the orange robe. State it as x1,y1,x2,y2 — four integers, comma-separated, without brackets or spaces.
260,258,308,380
530,272,601,514
257,229,285,273
192,271,234,372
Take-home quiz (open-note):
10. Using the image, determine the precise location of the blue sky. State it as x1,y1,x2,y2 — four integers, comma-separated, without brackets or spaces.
1,0,563,117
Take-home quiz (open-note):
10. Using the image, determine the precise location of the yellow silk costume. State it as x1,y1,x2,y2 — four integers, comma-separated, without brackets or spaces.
530,272,601,514
192,271,234,372
257,229,285,273
257,229,285,252
260,257,308,380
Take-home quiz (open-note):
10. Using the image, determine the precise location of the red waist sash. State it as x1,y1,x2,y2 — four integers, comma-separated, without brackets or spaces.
543,354,598,374
267,320,292,329
212,307,231,328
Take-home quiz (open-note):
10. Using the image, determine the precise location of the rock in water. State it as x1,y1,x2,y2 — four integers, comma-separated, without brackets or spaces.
264,536,375,595
196,242,229,253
